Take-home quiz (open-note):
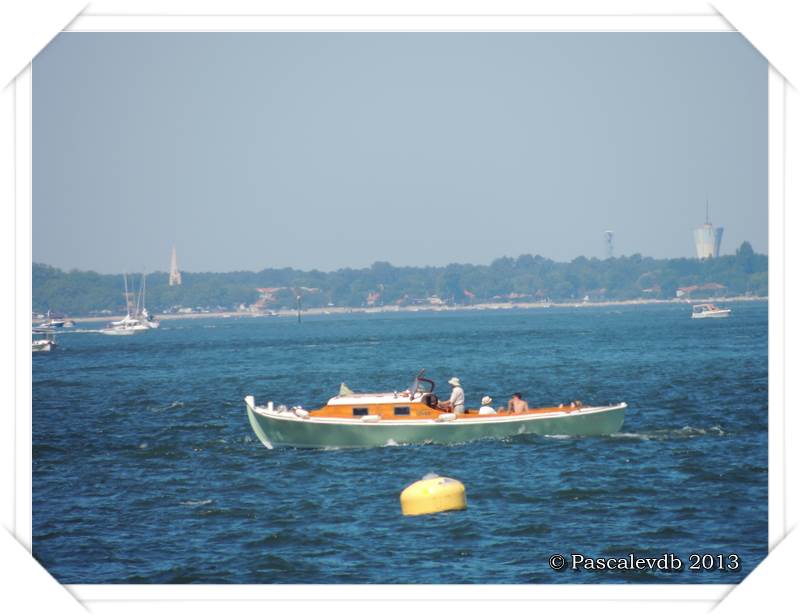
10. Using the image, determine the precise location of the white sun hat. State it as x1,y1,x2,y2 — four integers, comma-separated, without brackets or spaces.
448,377,461,387
481,396,492,405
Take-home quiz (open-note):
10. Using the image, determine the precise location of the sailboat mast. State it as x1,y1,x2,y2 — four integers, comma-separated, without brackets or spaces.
123,273,131,317
135,275,142,316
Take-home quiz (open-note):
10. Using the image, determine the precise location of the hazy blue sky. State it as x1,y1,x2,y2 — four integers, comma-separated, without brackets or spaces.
33,33,766,274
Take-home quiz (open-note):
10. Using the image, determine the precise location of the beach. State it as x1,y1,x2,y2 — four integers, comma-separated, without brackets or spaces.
63,294,768,324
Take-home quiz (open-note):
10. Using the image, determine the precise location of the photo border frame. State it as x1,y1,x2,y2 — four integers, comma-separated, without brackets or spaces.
2,1,795,613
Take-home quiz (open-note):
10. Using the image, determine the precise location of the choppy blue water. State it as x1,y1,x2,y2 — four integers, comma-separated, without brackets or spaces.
32,302,768,584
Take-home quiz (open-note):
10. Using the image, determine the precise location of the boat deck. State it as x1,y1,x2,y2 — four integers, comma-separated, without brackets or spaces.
308,401,587,421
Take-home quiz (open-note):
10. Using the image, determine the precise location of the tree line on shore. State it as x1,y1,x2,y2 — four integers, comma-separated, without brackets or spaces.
33,241,767,316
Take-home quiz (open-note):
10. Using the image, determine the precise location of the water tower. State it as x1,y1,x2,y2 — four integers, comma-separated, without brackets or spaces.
694,201,723,259
604,230,614,259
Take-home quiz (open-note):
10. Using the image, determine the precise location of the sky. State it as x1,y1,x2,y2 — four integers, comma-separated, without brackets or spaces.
33,33,767,274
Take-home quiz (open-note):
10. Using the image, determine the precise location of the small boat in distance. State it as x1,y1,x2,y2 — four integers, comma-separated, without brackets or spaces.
691,303,731,319
44,310,66,328
245,370,627,449
32,332,57,352
100,321,147,335
34,310,73,330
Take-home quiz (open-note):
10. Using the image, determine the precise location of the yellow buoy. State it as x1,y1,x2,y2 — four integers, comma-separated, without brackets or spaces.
400,474,467,516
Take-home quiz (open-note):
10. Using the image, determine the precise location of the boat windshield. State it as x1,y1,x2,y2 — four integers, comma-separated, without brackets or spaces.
409,369,435,398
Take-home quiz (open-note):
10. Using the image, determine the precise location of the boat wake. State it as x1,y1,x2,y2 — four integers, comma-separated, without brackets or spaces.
609,425,726,441
537,425,727,442
148,401,185,412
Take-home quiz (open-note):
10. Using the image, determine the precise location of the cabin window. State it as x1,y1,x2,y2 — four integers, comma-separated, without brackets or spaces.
394,406,411,416
352,407,369,416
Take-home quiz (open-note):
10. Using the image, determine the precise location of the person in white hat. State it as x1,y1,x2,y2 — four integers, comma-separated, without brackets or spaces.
478,396,496,415
441,376,465,414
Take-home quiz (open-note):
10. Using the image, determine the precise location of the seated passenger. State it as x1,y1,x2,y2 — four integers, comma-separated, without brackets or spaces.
507,392,529,414
478,396,496,415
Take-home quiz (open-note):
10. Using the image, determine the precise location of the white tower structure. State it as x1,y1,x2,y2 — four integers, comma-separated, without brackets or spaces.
604,230,614,259
694,201,723,259
169,246,182,286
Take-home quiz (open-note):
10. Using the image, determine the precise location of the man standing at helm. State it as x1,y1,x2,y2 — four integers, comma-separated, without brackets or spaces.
441,376,465,414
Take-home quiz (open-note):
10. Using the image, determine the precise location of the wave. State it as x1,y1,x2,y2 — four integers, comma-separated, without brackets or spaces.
499,523,552,537
554,487,609,500
179,499,213,507
147,400,186,412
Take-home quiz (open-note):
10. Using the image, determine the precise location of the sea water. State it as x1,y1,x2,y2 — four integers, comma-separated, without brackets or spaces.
32,301,768,583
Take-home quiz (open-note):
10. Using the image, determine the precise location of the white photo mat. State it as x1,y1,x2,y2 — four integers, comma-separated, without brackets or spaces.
3,1,796,613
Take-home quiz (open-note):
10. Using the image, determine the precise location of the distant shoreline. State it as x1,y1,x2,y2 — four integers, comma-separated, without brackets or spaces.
65,295,767,324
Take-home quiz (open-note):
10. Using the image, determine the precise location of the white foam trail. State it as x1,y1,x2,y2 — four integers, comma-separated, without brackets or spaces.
609,432,651,440
608,426,726,441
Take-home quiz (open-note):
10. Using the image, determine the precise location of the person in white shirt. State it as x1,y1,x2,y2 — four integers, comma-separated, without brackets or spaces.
441,376,465,414
478,396,496,415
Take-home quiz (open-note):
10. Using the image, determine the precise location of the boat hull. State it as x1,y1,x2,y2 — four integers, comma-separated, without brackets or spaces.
99,327,140,335
245,400,626,449
691,311,730,319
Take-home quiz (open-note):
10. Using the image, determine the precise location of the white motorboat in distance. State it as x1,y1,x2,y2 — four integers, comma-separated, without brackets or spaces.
100,322,147,335
32,332,57,352
691,303,731,319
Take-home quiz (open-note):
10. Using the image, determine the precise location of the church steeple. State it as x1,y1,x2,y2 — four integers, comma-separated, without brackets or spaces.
169,246,182,286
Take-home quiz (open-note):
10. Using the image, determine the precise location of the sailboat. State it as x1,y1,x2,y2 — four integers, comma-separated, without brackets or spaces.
101,274,152,335
120,273,160,328
139,274,160,329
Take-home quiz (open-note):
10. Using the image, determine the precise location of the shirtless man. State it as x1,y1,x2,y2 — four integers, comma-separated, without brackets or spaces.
507,392,529,414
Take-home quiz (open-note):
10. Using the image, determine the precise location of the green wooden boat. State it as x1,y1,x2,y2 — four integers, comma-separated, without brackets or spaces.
245,371,626,449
